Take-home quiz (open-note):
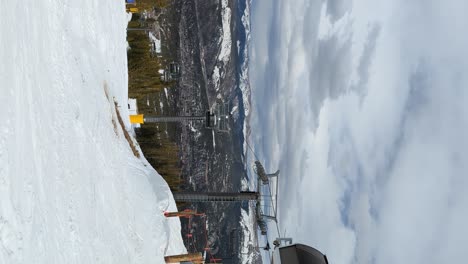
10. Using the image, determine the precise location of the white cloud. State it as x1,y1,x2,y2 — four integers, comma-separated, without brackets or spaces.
250,0,468,263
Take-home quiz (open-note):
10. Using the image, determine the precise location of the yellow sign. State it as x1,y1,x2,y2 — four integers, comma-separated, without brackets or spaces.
126,7,139,13
130,114,144,124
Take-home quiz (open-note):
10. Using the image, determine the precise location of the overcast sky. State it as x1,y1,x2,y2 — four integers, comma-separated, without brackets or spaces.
249,0,468,263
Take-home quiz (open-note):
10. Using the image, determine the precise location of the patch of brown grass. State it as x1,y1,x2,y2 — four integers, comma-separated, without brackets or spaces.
103,82,140,158
104,83,119,136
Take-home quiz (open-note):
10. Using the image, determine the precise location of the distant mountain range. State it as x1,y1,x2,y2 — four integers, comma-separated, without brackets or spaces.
167,0,261,263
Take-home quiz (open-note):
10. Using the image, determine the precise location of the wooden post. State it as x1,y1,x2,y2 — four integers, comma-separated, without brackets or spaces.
164,253,203,263
164,210,203,218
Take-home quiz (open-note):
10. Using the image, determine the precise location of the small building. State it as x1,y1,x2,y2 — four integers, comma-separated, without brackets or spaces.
163,70,172,82
148,32,162,54
162,62,181,82
213,99,229,133
169,62,180,79
128,98,140,128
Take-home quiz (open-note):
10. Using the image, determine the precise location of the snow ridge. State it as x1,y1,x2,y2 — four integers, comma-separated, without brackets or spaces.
212,0,232,92
218,0,232,65
238,2,258,264
240,0,252,157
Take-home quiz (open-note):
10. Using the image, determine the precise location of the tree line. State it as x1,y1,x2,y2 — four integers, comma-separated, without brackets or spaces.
127,5,182,191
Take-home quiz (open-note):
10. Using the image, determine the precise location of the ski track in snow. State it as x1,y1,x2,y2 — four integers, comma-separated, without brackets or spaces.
0,1,185,263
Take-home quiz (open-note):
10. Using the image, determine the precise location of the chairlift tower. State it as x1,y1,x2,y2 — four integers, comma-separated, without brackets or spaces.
129,99,230,132
126,27,151,32
173,191,258,202
172,161,279,237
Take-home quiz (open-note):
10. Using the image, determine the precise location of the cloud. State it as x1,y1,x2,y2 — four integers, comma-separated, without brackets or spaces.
353,24,380,97
307,33,352,122
326,0,353,23
249,0,468,263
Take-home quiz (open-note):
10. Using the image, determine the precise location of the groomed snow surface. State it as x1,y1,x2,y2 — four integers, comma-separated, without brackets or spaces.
0,1,185,263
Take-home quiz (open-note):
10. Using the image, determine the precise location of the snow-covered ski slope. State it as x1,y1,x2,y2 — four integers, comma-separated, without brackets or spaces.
0,1,185,263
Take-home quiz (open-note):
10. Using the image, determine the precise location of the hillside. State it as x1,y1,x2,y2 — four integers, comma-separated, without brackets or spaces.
0,1,185,263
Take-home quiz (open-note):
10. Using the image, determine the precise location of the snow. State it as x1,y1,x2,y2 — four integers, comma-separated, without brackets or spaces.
189,123,198,133
241,0,251,42
210,1,232,94
240,0,252,156
218,0,232,65
127,12,133,22
148,32,162,54
212,130,216,148
212,66,221,91
0,2,185,264
230,105,238,115
240,177,251,191
126,13,133,51
239,208,257,264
